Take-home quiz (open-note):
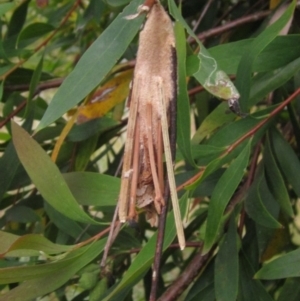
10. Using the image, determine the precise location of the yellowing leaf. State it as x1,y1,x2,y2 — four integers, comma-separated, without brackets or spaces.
77,70,132,124
270,0,281,9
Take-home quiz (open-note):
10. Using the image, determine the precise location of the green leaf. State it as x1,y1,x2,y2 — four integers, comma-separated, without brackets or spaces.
17,23,55,46
36,0,144,131
75,135,98,171
0,240,105,301
235,0,296,111
0,115,33,202
25,54,44,116
175,21,196,167
239,254,274,301
11,121,98,225
215,217,239,301
264,133,293,216
90,278,108,301
0,3,14,18
0,80,3,101
255,248,300,279
249,56,300,106
101,192,188,301
44,203,91,239
203,140,250,253
6,205,40,223
105,0,131,7
63,172,120,206
270,128,300,198
185,261,215,301
68,117,118,142
277,278,300,301
208,35,300,74
6,0,29,38
0,231,20,254
0,142,20,202
245,176,282,229
1,234,72,257
192,102,234,144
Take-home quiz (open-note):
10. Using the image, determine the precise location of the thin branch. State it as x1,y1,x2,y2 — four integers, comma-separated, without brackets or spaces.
74,224,114,249
192,10,271,42
0,101,26,129
157,244,214,301
177,88,300,191
4,78,64,93
34,0,81,52
100,202,121,268
226,88,300,153
122,242,202,255
187,0,214,43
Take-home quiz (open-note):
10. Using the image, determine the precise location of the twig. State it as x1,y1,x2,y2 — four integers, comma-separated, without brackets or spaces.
0,100,26,129
192,10,271,42
177,88,300,191
226,88,300,153
187,0,214,43
4,78,64,93
120,242,202,255
156,244,213,301
74,225,113,249
34,0,81,52
100,202,121,268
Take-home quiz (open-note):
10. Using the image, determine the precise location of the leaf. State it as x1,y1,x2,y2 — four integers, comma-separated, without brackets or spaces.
215,217,239,301
175,21,197,168
25,54,44,116
264,132,293,216
208,35,300,74
235,0,296,111
270,128,300,198
0,240,105,301
0,115,34,202
249,56,300,107
105,0,131,7
277,278,300,301
185,261,215,301
63,172,120,206
44,203,91,239
1,234,72,258
255,248,300,279
245,176,282,229
101,193,188,301
0,231,20,254
192,102,234,144
5,205,41,223
17,23,55,47
6,0,29,38
68,116,118,142
0,142,20,202
11,121,98,225
239,254,274,301
0,3,14,18
76,70,132,123
74,135,99,171
36,0,144,131
203,140,250,253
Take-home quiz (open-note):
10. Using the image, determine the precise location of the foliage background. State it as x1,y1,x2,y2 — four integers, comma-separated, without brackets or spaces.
1,0,300,300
